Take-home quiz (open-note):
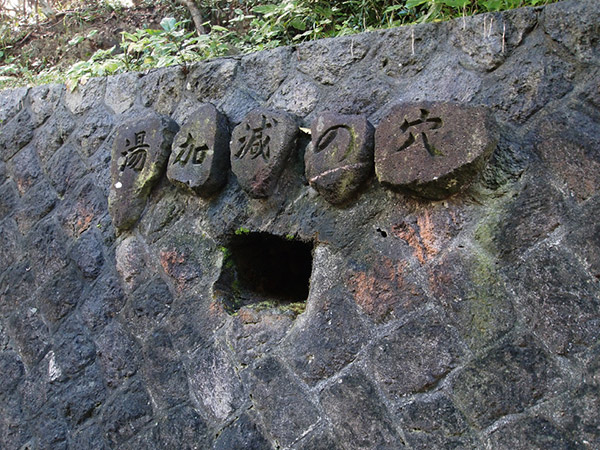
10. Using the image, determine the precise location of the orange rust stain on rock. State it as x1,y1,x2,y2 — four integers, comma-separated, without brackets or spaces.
74,205,94,236
209,300,227,318
392,222,428,264
160,249,187,287
392,210,454,264
350,258,410,321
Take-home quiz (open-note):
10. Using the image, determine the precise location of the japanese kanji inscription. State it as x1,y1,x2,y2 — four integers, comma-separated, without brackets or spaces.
167,104,230,196
230,109,298,198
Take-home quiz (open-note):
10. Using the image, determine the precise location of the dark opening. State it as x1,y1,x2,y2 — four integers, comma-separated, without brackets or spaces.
215,232,313,314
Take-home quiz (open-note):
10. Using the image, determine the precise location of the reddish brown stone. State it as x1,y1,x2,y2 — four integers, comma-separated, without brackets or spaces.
230,108,297,198
375,102,496,199
305,112,374,205
167,104,230,196
108,112,178,231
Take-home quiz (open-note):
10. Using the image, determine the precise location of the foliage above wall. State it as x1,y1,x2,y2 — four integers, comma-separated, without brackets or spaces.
0,0,559,90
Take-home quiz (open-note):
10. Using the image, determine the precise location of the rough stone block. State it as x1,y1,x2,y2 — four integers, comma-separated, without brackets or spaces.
185,342,245,424
0,110,34,161
72,107,115,157
142,329,189,409
69,229,104,279
320,370,403,449
102,379,153,446
122,277,174,338
0,351,25,401
369,310,466,398
281,290,369,386
155,405,210,449
7,305,49,367
245,356,320,447
95,321,141,388
398,393,477,449
38,264,83,323
59,364,106,426
52,317,96,377
28,84,64,127
513,245,600,355
305,112,374,205
9,144,42,194
32,105,76,164
451,335,562,429
375,102,496,199
14,179,58,234
108,112,178,231
80,275,126,333
230,108,297,198
213,412,272,450
485,417,577,450
167,104,230,196
429,248,515,351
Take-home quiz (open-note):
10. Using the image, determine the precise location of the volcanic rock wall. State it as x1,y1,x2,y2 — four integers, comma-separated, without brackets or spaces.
1,0,599,448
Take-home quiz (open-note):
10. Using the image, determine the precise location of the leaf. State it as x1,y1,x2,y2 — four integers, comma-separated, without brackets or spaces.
384,5,407,12
252,4,279,15
290,17,306,31
160,17,177,33
68,35,85,46
211,25,229,32
405,0,430,8
439,0,470,7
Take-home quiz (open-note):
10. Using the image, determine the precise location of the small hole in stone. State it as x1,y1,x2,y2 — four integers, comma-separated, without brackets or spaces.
376,227,388,238
216,232,313,315
382,58,389,68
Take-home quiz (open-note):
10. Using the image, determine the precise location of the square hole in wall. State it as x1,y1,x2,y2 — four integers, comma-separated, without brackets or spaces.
215,232,314,315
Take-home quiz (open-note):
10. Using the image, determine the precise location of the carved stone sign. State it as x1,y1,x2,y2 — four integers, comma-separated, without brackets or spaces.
109,112,178,231
230,109,298,198
305,112,374,205
375,102,496,199
167,104,230,196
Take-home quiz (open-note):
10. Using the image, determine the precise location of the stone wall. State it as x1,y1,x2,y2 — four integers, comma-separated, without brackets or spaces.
1,0,599,448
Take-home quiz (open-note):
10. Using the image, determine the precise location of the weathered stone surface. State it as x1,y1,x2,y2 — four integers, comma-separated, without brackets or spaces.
38,265,83,323
7,305,49,367
185,342,244,424
167,104,230,196
29,84,64,127
108,112,178,231
485,417,578,450
369,310,466,399
245,356,320,447
69,229,104,279
213,412,272,450
0,110,34,161
9,144,42,194
80,274,126,333
451,336,562,429
142,329,189,409
398,393,477,449
95,321,141,388
375,102,496,199
0,2,599,449
32,105,76,164
281,289,369,386
105,72,138,115
122,277,174,338
305,112,374,205
230,108,297,198
320,370,403,449
513,245,600,355
101,379,153,446
154,405,210,449
429,247,515,351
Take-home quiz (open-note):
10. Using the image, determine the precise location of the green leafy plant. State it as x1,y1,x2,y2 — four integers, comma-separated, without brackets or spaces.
0,0,560,90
